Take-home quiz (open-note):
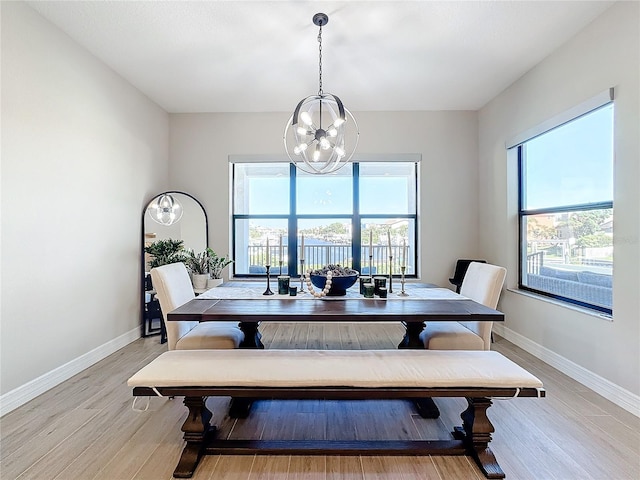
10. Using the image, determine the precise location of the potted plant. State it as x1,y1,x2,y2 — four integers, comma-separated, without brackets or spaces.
185,249,211,289
207,248,233,287
144,238,187,269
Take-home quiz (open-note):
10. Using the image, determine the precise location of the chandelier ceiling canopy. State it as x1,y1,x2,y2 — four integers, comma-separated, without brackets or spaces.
284,13,359,175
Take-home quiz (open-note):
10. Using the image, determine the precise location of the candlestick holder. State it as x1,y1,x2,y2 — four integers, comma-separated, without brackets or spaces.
263,265,274,295
369,255,373,283
299,259,306,293
388,255,393,293
279,260,283,277
399,266,409,296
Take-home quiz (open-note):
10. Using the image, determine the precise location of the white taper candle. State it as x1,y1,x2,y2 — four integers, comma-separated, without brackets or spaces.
266,237,270,266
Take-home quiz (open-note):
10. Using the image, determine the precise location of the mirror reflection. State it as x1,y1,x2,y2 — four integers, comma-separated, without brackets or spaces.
144,192,207,264
142,191,208,339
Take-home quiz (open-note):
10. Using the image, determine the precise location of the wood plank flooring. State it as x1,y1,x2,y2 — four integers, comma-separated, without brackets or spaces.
1,322,638,479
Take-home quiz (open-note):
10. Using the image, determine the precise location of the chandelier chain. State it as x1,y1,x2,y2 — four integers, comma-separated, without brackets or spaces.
317,25,323,95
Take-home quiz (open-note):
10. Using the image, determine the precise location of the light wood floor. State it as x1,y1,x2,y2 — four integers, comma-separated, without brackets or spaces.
1,323,639,480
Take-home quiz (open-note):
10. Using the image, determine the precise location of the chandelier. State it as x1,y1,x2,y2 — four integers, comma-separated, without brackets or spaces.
284,13,359,175
147,193,183,226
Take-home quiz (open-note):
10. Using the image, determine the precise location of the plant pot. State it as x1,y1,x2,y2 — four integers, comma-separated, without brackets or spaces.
207,277,224,288
192,273,209,289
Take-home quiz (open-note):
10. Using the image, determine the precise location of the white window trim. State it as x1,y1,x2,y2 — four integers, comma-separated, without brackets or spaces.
505,88,614,149
229,153,422,164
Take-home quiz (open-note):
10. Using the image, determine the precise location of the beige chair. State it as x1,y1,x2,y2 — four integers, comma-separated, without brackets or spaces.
150,262,244,350
420,262,506,350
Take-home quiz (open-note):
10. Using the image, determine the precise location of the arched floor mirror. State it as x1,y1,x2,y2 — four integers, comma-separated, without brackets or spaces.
141,191,208,339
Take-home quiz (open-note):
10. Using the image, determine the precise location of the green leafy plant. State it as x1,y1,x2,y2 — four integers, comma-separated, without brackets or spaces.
185,249,210,275
144,239,187,269
207,248,234,279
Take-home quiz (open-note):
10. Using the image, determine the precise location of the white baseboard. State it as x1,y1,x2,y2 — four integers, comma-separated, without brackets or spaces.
493,324,640,417
0,328,140,417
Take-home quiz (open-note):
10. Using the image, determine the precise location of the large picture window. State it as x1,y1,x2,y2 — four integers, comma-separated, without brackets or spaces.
515,99,613,314
232,159,418,278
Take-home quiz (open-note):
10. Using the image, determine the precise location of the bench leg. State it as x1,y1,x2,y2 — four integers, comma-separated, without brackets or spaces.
453,397,505,480
174,396,215,479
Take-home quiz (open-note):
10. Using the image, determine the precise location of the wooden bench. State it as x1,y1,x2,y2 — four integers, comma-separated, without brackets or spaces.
128,349,545,479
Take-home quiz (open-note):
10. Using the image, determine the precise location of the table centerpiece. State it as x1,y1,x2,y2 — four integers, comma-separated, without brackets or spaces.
308,264,359,297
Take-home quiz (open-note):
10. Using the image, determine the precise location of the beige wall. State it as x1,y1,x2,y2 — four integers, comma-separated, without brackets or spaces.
479,1,639,403
0,3,169,398
169,110,480,286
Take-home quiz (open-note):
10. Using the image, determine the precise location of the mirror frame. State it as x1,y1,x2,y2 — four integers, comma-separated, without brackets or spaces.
140,190,209,338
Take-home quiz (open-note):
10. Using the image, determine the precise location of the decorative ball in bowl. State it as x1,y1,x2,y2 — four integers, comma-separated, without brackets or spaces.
310,265,359,296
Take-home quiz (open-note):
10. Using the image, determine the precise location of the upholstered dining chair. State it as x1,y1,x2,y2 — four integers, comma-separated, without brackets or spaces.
449,259,486,293
150,262,244,350
421,262,506,351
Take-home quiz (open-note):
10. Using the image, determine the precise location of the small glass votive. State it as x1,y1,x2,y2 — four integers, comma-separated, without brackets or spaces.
374,276,387,296
363,283,375,298
378,286,388,298
359,277,369,294
289,286,298,296
277,276,290,295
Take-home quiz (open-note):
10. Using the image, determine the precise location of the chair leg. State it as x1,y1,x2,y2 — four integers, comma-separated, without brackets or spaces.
160,318,167,344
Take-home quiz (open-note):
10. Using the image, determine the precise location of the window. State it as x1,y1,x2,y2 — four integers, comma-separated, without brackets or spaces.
515,99,613,314
232,159,419,278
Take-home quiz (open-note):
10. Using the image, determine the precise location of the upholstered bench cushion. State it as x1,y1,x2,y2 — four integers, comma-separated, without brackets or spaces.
175,321,244,350
127,349,543,389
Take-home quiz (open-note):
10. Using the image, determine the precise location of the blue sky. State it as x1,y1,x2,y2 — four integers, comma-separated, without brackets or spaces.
243,162,414,228
524,104,613,210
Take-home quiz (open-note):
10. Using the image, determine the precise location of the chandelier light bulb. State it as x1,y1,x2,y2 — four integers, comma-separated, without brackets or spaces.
294,143,308,155
300,111,313,126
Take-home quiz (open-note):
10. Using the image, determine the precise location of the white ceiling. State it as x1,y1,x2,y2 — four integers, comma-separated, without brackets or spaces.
27,1,614,113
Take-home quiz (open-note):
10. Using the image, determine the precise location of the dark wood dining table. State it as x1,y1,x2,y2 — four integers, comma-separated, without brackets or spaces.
167,283,504,349
166,283,504,418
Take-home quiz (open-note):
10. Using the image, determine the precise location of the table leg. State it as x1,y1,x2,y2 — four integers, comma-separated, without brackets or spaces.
397,321,425,349
228,398,253,419
413,398,441,419
398,322,441,419
239,322,264,349
233,322,263,419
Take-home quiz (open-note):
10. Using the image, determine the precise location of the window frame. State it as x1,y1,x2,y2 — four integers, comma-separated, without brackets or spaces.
514,97,614,315
231,158,419,278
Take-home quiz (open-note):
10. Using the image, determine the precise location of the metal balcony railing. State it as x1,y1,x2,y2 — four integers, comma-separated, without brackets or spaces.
247,244,408,275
